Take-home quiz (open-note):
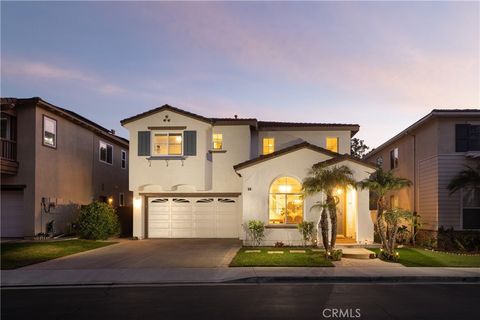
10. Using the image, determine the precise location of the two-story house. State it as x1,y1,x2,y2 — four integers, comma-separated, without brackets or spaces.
1,97,131,238
365,109,480,236
121,104,376,245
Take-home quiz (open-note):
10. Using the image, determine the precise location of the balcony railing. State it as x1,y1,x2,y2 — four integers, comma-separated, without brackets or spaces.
1,138,17,161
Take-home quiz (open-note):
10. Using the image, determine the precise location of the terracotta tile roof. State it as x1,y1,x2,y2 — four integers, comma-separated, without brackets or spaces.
315,154,377,169
121,104,360,134
233,141,338,171
121,104,212,125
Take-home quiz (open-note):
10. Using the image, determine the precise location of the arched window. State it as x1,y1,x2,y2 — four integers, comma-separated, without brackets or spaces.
269,176,303,225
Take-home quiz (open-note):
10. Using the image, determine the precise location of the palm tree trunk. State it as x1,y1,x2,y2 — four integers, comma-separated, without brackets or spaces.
376,197,390,254
319,207,329,251
327,194,337,250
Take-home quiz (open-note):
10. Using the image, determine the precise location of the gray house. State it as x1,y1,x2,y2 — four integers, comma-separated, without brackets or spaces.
1,97,131,238
365,109,480,236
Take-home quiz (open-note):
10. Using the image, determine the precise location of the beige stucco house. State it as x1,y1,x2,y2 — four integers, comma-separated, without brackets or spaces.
1,97,131,238
121,104,376,245
365,109,480,234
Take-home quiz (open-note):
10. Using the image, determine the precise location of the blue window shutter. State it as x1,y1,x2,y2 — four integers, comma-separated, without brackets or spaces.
138,131,151,156
184,131,197,156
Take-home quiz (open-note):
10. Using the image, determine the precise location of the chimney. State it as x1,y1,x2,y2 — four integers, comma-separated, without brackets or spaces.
110,129,116,135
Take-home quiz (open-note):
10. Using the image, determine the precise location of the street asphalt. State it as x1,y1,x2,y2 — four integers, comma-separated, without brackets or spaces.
2,283,479,320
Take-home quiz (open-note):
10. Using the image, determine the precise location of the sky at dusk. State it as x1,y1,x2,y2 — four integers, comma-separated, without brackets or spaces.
1,1,479,148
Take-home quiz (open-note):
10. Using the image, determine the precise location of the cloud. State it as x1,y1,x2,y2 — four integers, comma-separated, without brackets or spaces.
2,58,127,96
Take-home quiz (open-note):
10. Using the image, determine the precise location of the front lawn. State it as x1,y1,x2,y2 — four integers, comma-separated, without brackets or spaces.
1,239,116,269
370,248,480,267
230,247,334,267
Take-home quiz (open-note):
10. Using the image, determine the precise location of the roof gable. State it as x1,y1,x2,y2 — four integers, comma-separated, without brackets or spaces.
121,104,212,126
233,141,338,171
315,154,377,170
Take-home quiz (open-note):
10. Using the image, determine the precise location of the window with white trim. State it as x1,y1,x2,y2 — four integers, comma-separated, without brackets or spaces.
390,148,399,169
43,116,57,148
153,133,182,155
99,141,113,164
121,150,127,169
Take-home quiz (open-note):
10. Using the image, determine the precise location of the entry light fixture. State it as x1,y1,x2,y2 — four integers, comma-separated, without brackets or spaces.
134,197,142,209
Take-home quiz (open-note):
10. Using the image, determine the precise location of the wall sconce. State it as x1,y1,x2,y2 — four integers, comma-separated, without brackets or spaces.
134,197,142,209
108,197,113,205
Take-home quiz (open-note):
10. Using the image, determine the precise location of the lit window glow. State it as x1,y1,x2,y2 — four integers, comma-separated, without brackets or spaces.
269,177,303,225
213,133,223,150
263,138,275,155
326,137,338,153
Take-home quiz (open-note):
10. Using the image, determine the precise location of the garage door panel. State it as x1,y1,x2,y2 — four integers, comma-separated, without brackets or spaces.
148,197,238,238
1,190,25,238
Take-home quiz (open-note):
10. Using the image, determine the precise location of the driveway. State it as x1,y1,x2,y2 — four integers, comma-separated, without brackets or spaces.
21,239,241,270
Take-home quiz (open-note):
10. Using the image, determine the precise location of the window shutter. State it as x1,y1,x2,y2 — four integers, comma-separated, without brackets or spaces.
138,131,151,156
183,130,197,156
455,124,469,152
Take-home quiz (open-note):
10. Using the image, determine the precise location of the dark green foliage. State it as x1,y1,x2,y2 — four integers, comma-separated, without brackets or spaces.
437,227,480,253
78,202,120,240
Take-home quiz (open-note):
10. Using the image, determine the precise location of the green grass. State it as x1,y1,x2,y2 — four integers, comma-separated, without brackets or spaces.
229,247,334,267
1,240,116,269
370,248,480,267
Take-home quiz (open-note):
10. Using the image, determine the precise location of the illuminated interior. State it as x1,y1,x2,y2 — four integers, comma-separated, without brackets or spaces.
326,137,339,153
269,176,303,224
213,133,223,150
263,138,275,155
154,133,182,155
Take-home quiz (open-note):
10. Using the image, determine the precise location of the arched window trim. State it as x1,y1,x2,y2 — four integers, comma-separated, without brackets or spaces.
268,176,304,225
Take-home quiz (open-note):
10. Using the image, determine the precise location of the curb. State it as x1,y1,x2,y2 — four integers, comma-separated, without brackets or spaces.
227,276,480,284
2,276,479,288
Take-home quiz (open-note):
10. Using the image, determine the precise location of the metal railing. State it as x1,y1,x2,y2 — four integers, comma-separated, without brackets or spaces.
1,138,17,161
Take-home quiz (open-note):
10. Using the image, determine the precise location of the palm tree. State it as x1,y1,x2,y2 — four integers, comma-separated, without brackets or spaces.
447,164,480,194
358,168,411,258
302,164,356,252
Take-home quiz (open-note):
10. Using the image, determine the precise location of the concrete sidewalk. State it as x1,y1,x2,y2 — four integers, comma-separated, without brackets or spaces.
2,265,480,287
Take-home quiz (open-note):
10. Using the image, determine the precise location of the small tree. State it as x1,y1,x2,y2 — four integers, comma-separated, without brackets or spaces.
447,164,480,194
302,164,356,253
382,208,412,259
358,168,411,260
247,220,266,247
351,138,370,159
78,201,120,240
297,221,315,246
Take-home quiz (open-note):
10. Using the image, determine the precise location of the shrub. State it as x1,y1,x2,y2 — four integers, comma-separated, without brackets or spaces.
297,221,316,246
77,201,120,240
274,241,284,247
327,249,343,261
437,227,480,253
378,249,400,262
247,220,266,247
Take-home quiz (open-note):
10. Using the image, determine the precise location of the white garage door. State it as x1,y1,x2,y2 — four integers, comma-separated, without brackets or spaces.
1,190,25,238
148,197,238,238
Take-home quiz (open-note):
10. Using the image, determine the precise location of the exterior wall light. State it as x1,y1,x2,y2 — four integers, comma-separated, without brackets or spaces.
134,197,142,209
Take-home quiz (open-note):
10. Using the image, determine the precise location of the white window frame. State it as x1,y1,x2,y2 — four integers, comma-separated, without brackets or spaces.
326,137,339,153
212,133,223,150
99,140,113,165
263,137,275,155
390,147,399,169
121,150,127,169
152,132,183,156
43,115,57,148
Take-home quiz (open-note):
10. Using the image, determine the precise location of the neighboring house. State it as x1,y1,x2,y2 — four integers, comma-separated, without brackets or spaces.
121,104,376,245
1,97,131,238
365,109,480,234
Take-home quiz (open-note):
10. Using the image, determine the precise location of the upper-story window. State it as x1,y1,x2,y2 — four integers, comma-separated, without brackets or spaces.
213,133,223,150
456,124,480,152
263,138,275,155
99,141,113,164
390,147,399,169
326,137,338,153
43,116,57,148
153,133,182,155
121,150,127,169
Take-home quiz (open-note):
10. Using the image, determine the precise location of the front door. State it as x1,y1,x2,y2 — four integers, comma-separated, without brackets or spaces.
336,189,347,237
